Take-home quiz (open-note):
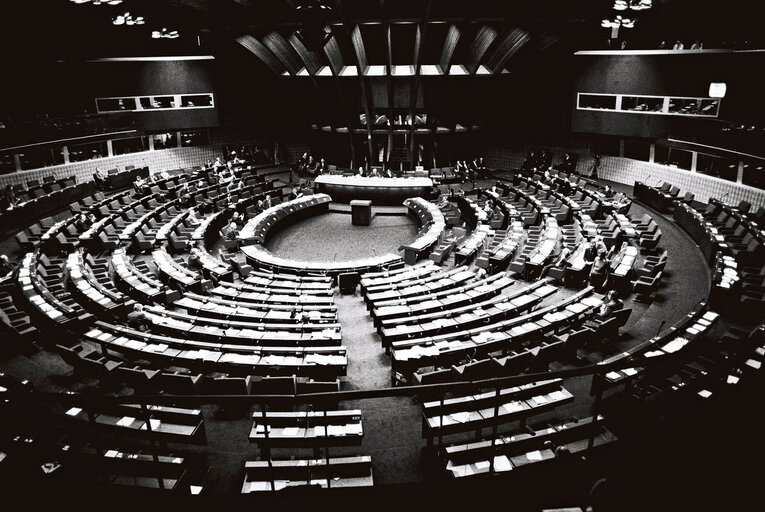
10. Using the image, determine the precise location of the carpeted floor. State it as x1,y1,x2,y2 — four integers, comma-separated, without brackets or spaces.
265,211,419,262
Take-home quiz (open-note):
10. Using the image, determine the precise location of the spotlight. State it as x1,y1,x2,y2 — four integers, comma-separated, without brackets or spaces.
295,0,334,52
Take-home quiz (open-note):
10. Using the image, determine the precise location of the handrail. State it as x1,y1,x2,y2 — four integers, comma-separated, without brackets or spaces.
8,346,694,409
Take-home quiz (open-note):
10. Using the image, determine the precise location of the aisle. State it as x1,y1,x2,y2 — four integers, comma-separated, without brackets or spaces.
335,292,392,390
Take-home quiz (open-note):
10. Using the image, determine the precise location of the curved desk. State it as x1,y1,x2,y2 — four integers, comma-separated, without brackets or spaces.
400,198,446,265
239,193,404,278
314,175,433,205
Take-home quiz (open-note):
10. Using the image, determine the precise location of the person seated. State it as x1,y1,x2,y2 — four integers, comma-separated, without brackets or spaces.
539,245,572,281
483,200,494,221
178,184,192,207
231,211,246,226
0,254,14,278
186,209,202,226
133,176,148,196
226,179,238,194
212,156,224,169
316,158,327,174
74,213,91,232
186,248,204,272
231,151,244,164
306,156,316,173
356,167,365,177
221,221,238,241
593,235,608,256
263,194,273,209
93,167,108,190
384,168,393,178
369,167,380,178
595,290,624,320
127,304,150,331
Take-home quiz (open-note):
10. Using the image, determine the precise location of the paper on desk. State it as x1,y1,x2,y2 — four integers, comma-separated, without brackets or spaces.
449,412,471,423
745,359,761,370
549,390,568,401
493,455,513,472
65,407,82,417
726,375,740,385
697,389,712,398
526,450,543,461
117,417,135,427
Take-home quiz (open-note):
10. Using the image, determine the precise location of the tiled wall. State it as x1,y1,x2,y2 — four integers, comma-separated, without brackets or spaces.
0,135,309,190
484,142,765,208
597,156,765,207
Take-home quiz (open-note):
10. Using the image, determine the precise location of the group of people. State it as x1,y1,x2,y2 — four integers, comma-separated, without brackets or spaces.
536,235,617,292
454,157,488,184
522,150,578,176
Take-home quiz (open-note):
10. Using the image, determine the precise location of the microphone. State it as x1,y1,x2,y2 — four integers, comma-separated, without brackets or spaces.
656,320,666,337
720,191,730,200
644,174,651,184
372,248,377,256
332,251,337,262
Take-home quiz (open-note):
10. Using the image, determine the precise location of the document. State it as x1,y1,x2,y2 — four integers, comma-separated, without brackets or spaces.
526,450,543,461
117,416,135,427
449,412,471,424
493,455,513,472
549,390,568,401
697,389,712,398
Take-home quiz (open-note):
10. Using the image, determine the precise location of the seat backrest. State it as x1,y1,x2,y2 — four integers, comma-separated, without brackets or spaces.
737,200,752,214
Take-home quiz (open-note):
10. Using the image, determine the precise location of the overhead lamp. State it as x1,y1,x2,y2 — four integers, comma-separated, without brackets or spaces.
113,12,144,26
630,0,652,10
71,0,123,4
601,16,636,28
152,27,180,39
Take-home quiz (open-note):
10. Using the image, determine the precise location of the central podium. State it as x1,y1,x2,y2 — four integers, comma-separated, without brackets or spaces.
350,199,372,226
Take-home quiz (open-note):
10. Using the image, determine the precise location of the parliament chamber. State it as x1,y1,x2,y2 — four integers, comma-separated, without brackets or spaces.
0,1,764,512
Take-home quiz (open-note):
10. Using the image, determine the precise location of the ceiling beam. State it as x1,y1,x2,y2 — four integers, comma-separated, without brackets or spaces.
382,0,394,166
465,25,498,75
288,33,322,74
263,31,303,75
408,0,431,169
483,27,530,73
235,34,286,74
350,24,369,73
439,24,460,73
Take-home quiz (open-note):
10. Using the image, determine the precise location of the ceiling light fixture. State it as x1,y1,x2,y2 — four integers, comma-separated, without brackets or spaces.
151,27,180,39
113,12,145,26
71,0,123,5
601,16,636,28
613,0,651,10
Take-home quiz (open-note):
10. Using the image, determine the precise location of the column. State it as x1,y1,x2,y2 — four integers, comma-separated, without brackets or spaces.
649,143,655,163
737,161,744,185
690,151,698,172
106,140,114,158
